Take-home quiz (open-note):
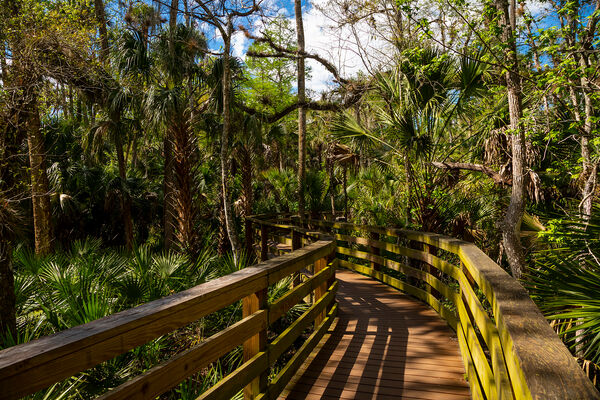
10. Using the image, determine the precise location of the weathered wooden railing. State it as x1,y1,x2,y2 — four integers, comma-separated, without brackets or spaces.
250,214,600,400
0,232,337,400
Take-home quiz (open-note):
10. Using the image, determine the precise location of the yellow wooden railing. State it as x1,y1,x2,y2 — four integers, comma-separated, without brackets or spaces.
2,212,599,400
0,229,336,400
249,213,600,400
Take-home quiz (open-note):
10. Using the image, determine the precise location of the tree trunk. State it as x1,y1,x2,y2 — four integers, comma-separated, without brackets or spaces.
162,3,178,251
26,95,53,255
163,137,176,250
343,165,348,220
221,22,242,263
241,148,254,256
0,239,15,344
217,185,230,256
496,0,526,278
172,122,195,251
241,148,253,217
295,0,307,217
328,160,336,216
68,86,74,118
578,51,596,218
0,42,6,82
93,0,109,63
170,0,178,30
114,133,134,250
405,154,412,225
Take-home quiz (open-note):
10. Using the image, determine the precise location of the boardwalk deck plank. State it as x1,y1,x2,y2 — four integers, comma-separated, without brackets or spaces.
280,270,470,400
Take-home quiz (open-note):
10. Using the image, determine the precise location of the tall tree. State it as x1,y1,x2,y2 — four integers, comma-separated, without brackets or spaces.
192,0,261,262
26,92,53,255
295,0,307,217
143,24,206,252
94,0,109,62
221,19,243,261
163,0,180,250
5,0,54,255
495,0,526,278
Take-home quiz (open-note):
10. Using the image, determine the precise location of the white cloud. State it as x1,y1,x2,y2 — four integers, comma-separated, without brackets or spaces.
232,31,248,58
200,0,394,96
526,0,553,16
293,0,393,96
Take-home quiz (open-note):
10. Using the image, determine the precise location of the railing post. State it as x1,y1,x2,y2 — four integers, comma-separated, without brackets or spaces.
292,228,302,250
314,256,328,326
245,219,254,260
370,231,381,271
242,288,267,399
423,244,440,299
315,244,336,326
260,224,269,262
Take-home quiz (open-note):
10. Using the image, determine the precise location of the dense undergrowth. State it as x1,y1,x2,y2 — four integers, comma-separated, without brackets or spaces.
3,239,307,399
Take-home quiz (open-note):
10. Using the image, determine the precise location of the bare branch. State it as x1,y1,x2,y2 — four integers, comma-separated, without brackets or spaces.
431,161,512,186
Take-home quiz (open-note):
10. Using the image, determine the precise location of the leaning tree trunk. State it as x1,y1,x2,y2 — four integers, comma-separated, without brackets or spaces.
221,22,242,263
496,0,526,278
240,148,254,256
295,0,307,218
327,159,336,216
26,95,53,255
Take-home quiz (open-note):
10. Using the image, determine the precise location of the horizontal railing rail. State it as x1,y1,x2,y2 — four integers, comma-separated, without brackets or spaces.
0,235,337,400
250,213,600,400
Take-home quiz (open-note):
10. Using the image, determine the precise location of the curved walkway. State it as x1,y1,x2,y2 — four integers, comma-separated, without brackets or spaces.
280,270,471,400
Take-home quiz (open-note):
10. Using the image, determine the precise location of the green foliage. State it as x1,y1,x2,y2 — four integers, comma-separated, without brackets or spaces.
528,206,600,365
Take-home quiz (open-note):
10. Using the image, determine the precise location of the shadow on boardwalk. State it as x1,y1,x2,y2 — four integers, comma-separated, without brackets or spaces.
281,270,471,400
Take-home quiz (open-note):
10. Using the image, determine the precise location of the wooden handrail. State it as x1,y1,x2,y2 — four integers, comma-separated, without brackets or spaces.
0,238,337,400
248,214,600,400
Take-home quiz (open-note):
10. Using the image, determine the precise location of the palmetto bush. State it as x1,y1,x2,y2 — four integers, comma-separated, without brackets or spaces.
5,239,225,398
10,239,219,339
527,205,600,371
7,238,306,398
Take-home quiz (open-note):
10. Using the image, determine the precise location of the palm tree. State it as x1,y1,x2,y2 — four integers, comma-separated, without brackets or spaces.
145,24,206,252
231,114,266,256
87,87,136,249
333,47,487,231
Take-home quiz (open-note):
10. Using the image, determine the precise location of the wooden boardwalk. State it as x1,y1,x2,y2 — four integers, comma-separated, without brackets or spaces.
281,270,471,400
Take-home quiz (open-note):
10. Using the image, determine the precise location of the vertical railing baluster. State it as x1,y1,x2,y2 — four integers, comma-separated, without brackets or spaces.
423,243,440,298
314,255,327,326
370,231,380,271
242,288,267,399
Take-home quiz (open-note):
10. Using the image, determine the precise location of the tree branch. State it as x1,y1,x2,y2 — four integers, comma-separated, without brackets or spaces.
431,161,512,185
241,26,349,85
237,94,364,123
